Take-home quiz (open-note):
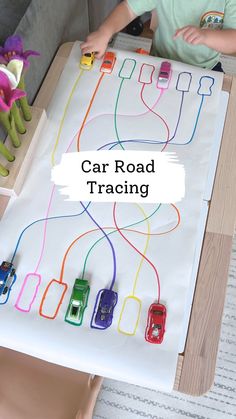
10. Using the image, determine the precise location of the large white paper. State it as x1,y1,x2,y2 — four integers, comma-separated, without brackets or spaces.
0,43,224,391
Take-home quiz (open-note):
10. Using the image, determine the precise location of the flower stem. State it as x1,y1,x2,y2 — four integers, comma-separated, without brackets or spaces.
0,140,15,161
11,102,26,134
0,111,21,148
0,163,9,177
18,76,32,121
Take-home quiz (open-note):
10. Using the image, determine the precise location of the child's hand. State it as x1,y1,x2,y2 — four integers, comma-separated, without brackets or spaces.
81,29,111,59
174,26,207,45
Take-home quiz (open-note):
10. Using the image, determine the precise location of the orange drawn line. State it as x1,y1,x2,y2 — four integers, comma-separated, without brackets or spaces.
77,72,105,151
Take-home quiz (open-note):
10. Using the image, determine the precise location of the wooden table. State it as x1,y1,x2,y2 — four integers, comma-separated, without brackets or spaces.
1,42,236,396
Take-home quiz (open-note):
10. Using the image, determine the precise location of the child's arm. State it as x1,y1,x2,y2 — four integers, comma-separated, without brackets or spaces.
81,1,137,58
174,26,236,55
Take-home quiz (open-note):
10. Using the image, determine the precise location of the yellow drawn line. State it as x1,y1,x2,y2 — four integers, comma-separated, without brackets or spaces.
51,69,84,166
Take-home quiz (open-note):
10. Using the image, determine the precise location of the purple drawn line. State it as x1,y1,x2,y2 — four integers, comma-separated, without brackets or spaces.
30,86,163,274
14,71,168,311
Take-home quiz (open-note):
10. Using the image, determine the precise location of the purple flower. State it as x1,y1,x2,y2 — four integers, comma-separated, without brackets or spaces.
0,35,40,69
0,71,26,112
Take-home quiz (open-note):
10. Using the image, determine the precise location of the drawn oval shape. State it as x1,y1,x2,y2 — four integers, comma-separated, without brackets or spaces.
39,279,68,320
176,72,192,92
118,295,142,336
119,58,136,79
15,272,41,312
138,64,155,84
197,76,214,96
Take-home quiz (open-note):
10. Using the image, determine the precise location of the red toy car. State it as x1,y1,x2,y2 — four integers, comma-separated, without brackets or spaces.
157,61,172,89
145,303,167,344
100,51,116,73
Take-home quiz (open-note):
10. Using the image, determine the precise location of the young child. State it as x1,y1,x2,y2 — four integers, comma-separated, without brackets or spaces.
81,0,236,71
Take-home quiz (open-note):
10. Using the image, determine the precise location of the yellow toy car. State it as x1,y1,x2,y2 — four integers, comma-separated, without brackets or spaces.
80,52,95,70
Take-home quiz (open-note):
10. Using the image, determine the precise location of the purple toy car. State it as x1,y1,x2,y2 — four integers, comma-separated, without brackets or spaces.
94,289,118,329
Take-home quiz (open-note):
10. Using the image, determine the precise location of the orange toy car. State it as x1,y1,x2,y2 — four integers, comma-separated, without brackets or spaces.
100,51,116,73
135,48,149,55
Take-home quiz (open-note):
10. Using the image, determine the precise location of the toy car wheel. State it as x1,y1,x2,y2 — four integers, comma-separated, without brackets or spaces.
126,17,143,36
11,269,16,276
3,286,8,295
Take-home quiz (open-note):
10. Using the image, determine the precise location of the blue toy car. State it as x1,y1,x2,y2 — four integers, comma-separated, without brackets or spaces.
94,289,118,329
0,261,16,296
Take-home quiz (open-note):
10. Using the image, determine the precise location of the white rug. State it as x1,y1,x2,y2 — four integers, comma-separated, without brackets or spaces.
93,235,236,419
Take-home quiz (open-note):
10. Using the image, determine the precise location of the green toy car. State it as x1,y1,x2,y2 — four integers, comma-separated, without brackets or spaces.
65,278,90,326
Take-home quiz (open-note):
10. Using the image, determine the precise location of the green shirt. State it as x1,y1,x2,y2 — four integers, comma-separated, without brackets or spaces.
127,0,236,68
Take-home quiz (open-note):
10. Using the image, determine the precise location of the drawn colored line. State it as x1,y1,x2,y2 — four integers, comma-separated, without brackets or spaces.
73,70,118,288
117,295,142,336
80,202,117,290
114,78,125,150
12,69,87,265
81,204,180,280
59,205,161,285
12,69,92,306
140,84,170,151
131,205,151,296
14,66,181,270
51,69,84,166
112,76,163,294
83,88,162,130
117,203,150,336
138,63,155,85
81,64,157,136
12,71,204,266
77,72,105,151
40,203,180,319
34,185,56,272
11,199,90,264
113,203,160,303
15,273,41,312
97,94,205,151
11,86,172,265
114,81,165,150
118,59,136,79
14,66,184,307
39,279,68,320
15,70,107,307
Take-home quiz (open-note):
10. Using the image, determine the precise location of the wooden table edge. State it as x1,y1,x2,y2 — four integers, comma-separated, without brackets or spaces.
178,74,236,394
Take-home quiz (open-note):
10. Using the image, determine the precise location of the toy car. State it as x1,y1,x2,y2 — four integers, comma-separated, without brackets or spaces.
157,61,172,89
80,52,95,70
0,261,16,296
145,303,167,344
135,48,149,55
100,51,116,73
65,278,90,325
94,289,118,328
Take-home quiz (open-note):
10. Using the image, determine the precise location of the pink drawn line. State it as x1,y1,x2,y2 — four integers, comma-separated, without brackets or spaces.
14,134,76,312
83,91,161,130
32,125,77,273
23,78,163,276
140,85,170,151
83,64,157,130
15,273,41,312
15,64,165,312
